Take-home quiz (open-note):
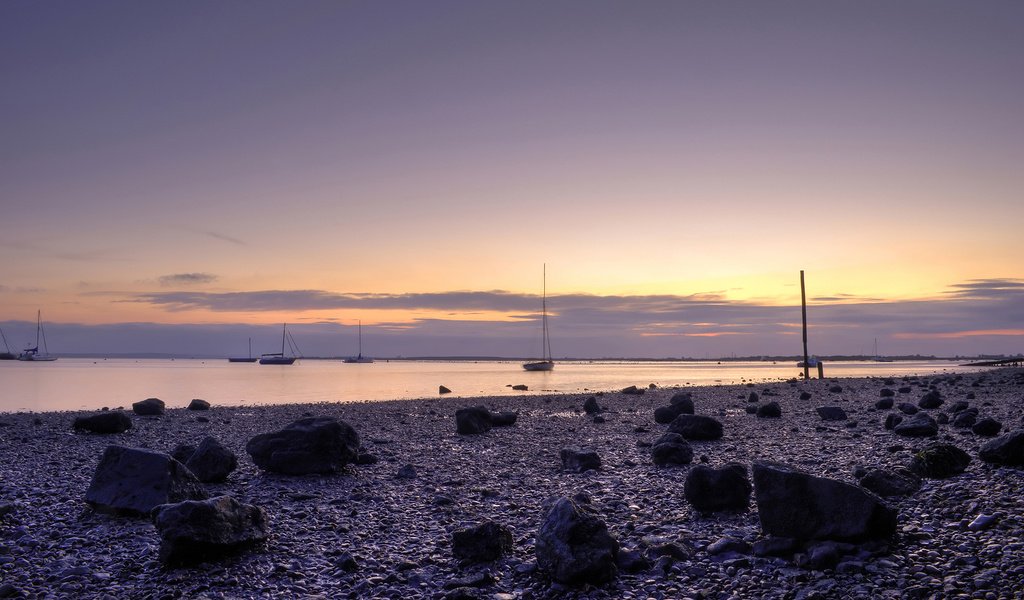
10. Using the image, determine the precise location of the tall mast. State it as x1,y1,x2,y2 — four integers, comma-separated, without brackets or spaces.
281,323,287,354
358,320,362,356
542,264,551,361
36,310,42,348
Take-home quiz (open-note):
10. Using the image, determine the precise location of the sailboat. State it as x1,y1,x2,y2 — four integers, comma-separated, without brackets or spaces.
259,324,298,365
523,264,554,371
228,337,258,363
343,321,373,363
873,338,894,362
0,326,15,360
18,310,58,361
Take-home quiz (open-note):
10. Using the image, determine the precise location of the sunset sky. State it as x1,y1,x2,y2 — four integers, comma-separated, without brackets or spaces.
1,1,1022,358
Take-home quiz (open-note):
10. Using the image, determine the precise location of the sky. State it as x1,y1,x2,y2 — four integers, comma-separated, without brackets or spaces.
1,1,1022,358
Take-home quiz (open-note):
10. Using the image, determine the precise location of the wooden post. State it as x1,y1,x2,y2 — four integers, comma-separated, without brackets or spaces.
817,362,824,379
801,270,809,380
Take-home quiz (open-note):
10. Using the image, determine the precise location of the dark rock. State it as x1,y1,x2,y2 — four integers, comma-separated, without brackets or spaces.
187,398,211,411
972,418,1002,437
858,468,922,497
706,536,751,555
898,386,912,394
170,443,196,464
667,414,724,440
615,549,651,573
828,385,843,394
245,417,360,475
439,385,452,394
185,437,237,483
85,446,207,517
894,413,938,438
949,401,970,414
132,397,165,416
897,402,919,415
396,464,417,479
806,541,841,570
583,397,601,415
650,434,693,467
883,414,903,430
979,430,1024,465
952,408,979,428
511,384,528,391
73,411,132,434
653,401,693,424
935,413,949,425
752,461,897,542
455,407,492,435
747,392,759,402
592,415,605,424
152,495,268,565
560,448,601,473
451,521,514,562
918,390,944,409
816,406,847,421
670,391,693,405
908,443,970,479
490,411,518,427
875,397,894,410
879,388,895,398
745,405,758,415
684,463,751,512
752,536,797,557
535,496,619,585
621,385,644,395
757,402,782,418
799,391,812,400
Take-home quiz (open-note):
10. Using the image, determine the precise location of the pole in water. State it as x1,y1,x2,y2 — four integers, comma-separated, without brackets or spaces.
801,270,809,380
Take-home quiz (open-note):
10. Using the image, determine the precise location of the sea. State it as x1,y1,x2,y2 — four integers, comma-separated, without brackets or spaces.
0,358,990,413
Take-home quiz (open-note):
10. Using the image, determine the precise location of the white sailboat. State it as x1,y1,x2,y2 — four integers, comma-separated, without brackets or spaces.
523,264,554,371
259,324,298,365
343,321,373,363
18,310,58,361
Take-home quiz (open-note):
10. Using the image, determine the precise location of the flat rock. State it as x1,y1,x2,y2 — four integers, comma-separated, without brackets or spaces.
667,414,723,440
245,417,360,475
455,407,492,435
132,398,165,416
152,495,269,565
85,446,207,517
73,411,132,434
752,461,897,542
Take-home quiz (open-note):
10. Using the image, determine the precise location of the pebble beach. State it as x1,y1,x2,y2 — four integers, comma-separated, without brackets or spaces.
1,368,1023,599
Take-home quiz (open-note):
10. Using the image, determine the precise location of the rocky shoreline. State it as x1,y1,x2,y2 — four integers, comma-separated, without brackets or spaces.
1,368,1023,599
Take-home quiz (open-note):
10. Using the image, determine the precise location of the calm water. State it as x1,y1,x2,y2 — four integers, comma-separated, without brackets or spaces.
0,358,988,413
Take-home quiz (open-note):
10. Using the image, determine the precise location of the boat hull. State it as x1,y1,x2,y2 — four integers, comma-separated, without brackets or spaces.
522,361,554,371
228,357,259,363
259,356,296,365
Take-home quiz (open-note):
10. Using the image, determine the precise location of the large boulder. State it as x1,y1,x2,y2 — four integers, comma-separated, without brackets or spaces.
85,446,207,517
73,411,132,434
184,437,238,483
650,433,693,467
536,497,619,585
455,406,492,435
583,397,601,415
667,414,723,440
756,402,782,418
752,461,897,542
560,448,601,473
952,408,979,428
908,443,970,479
245,417,360,475
858,468,921,497
152,495,269,565
132,398,165,416
894,413,938,438
451,521,514,563
979,430,1024,466
684,463,751,512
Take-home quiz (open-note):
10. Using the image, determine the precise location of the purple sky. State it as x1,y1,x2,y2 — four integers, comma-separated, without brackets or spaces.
1,1,1022,358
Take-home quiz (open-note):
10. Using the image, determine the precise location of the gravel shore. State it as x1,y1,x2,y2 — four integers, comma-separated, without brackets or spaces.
1,368,1022,599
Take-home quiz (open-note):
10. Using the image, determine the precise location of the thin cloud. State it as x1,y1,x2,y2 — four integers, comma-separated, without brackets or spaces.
158,273,219,287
